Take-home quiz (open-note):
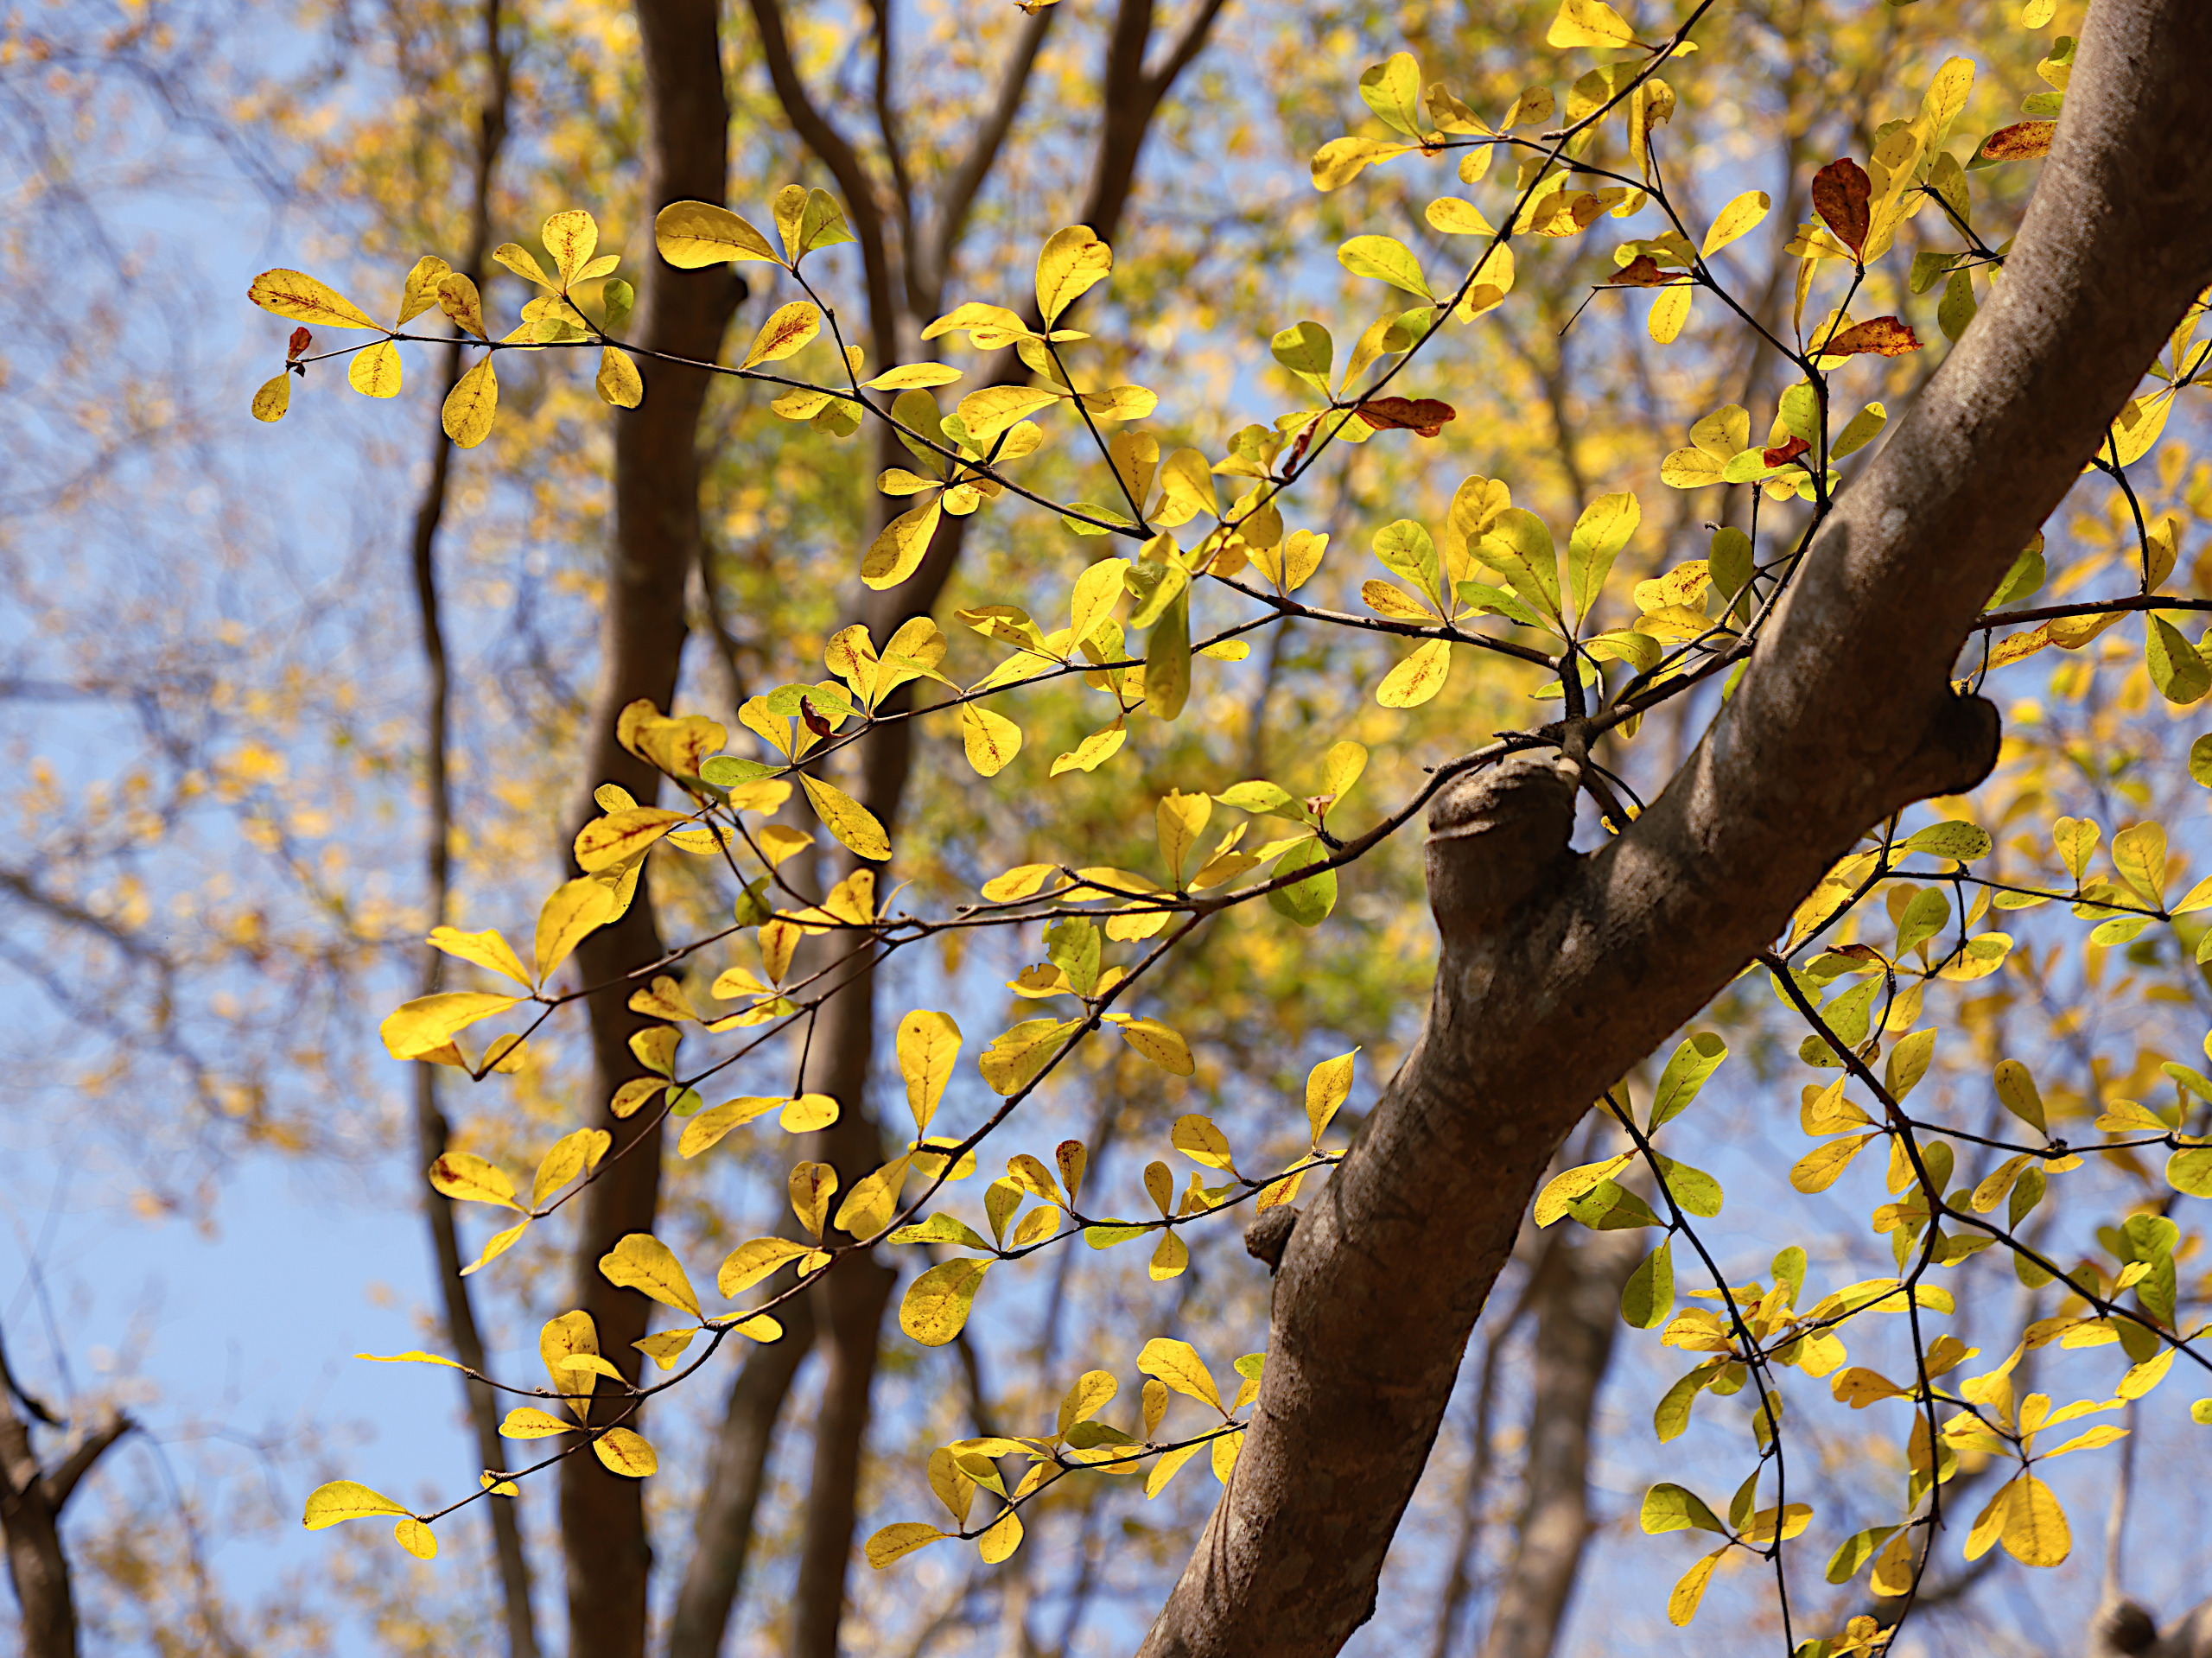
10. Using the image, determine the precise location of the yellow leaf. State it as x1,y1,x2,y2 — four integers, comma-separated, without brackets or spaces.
348,340,403,398
392,1517,437,1560
461,1217,531,1276
976,1504,1024,1565
574,807,687,873
960,704,1022,777
1036,225,1112,324
596,346,643,409
867,1522,947,1567
534,877,619,984
593,1426,658,1478
897,1010,963,1133
500,1407,575,1439
1790,1134,1875,1193
1116,1018,1191,1078
799,773,891,861
654,200,783,268
1156,790,1211,884
1548,0,1636,48
1306,1049,1357,1141
677,1096,782,1159
1667,1549,1722,1626
1649,284,1694,344
435,272,488,339
1533,1153,1634,1227
781,1092,840,1133
302,1480,410,1529
1701,190,1771,258
835,1154,913,1239
718,1236,815,1297
249,269,379,329
1999,1472,2070,1566
399,254,454,321
542,209,599,283
531,1128,610,1208
900,1257,993,1347
442,357,499,448
1376,638,1452,707
598,1233,702,1320
1211,1428,1243,1484
251,373,291,422
1145,1440,1206,1498
1150,1229,1189,1280
633,1329,697,1370
1170,1113,1234,1171
382,993,521,1061
957,385,1061,444
426,926,534,994
860,496,944,591
1137,1337,1222,1412
355,1350,463,1369
741,301,822,369
863,362,962,391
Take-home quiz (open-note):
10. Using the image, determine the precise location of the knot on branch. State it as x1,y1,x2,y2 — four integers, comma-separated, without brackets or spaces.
1243,1204,1298,1274
1424,753,1581,948
1889,690,2001,810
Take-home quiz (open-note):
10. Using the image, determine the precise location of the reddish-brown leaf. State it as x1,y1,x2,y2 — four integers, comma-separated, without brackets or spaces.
1605,255,1676,288
287,327,313,361
1975,121,2056,163
1354,397,1457,438
1763,435,1811,468
799,696,834,738
1810,158,1871,257
1821,316,1923,358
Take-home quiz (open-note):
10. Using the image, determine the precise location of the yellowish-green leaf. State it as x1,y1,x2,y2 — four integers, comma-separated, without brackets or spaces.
1137,1337,1222,1413
867,1522,946,1567
900,1257,993,1347
741,301,822,369
596,346,644,409
799,773,891,861
718,1236,815,1297
441,356,499,448
251,373,291,422
654,200,783,268
1668,1550,1723,1626
1036,226,1112,325
1547,0,1636,48
860,496,944,591
383,993,521,1062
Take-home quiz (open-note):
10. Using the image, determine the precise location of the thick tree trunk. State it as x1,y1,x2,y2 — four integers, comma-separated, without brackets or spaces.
0,1337,130,1658
558,3,741,1655
1137,5,2212,1652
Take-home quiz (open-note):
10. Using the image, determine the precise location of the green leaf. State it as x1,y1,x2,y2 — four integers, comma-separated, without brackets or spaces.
1640,1482,1726,1535
1267,838,1338,928
1372,519,1444,610
1477,509,1563,626
1338,235,1433,299
1567,492,1639,630
2147,615,2212,705
1903,822,1991,863
1145,588,1192,721
1648,1032,1726,1132
1620,1239,1675,1329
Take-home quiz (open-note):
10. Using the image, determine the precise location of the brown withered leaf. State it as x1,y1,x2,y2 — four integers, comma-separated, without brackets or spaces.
1354,397,1458,438
1810,157,1871,257
1605,255,1677,288
1762,435,1811,468
1975,121,2055,163
1821,316,1923,358
799,696,834,738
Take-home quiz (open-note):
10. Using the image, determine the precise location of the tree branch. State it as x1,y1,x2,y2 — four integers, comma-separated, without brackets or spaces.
1136,5,2212,1651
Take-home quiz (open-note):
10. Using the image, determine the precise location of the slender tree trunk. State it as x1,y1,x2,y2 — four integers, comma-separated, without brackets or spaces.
558,3,742,1655
1477,1226,1640,1658
403,6,538,1653
0,1331,130,1658
1137,5,2212,1651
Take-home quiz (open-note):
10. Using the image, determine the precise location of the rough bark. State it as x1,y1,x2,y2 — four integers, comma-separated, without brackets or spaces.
558,2,741,1655
1136,6,2212,1653
1477,1226,1640,1658
402,4,537,1651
